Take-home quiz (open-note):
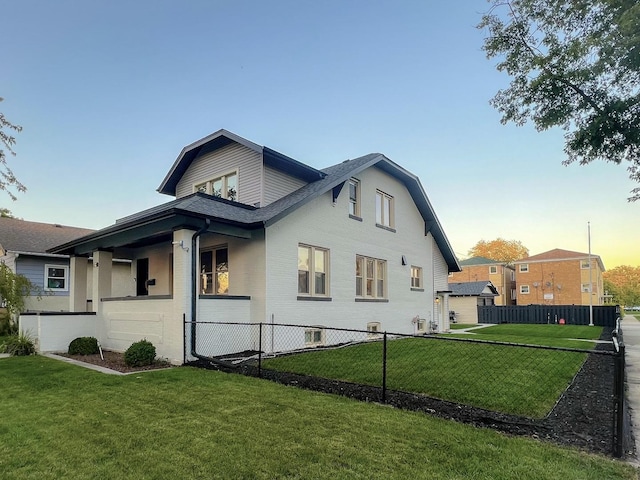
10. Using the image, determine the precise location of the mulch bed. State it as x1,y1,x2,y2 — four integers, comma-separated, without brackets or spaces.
187,330,634,458
60,350,172,373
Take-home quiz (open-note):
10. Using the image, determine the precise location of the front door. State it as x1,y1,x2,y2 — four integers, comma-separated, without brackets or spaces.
136,258,149,296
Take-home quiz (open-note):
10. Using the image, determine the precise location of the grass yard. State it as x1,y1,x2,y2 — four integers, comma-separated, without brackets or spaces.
449,323,473,330
263,327,593,417
0,356,635,480
444,324,602,349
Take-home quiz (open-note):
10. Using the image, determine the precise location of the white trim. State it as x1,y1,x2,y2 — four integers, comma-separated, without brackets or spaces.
520,285,530,294
304,326,326,346
519,264,529,272
44,264,69,292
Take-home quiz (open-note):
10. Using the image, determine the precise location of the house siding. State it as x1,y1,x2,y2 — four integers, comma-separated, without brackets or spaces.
262,165,307,206
264,165,442,346
175,143,263,206
17,257,69,296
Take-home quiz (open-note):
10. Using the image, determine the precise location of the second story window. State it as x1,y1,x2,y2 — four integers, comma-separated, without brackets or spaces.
519,264,529,273
195,172,238,201
349,178,360,218
489,265,498,274
375,190,394,229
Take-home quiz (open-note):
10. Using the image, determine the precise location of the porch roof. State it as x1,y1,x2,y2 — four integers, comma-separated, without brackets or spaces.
49,151,461,272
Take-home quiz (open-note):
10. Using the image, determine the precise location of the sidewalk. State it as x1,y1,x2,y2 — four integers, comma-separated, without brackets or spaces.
621,315,640,461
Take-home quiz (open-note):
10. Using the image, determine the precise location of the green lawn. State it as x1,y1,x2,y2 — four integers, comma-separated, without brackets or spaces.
449,323,473,330
263,330,593,417
444,324,602,349
0,356,634,480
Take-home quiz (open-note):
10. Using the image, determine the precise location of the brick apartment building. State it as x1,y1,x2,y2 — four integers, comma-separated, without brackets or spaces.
448,256,516,305
513,249,605,306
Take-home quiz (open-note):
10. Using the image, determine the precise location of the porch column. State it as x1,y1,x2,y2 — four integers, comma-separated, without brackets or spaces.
171,229,196,363
69,256,88,312
91,250,112,312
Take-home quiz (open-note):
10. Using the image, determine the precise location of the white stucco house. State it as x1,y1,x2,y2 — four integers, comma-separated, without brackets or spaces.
31,129,460,364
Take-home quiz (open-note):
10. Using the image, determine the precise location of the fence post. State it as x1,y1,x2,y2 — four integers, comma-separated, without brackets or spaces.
614,342,625,457
183,313,186,364
382,332,387,403
258,322,263,378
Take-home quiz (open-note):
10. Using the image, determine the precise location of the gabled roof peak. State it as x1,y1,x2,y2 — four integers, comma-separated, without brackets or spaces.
157,129,325,196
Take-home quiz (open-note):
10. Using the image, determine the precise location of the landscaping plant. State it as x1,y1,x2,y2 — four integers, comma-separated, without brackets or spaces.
2,330,36,356
124,339,156,367
68,337,99,355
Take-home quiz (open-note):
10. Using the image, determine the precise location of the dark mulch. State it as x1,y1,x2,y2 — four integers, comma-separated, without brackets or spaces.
60,350,172,373
187,331,634,458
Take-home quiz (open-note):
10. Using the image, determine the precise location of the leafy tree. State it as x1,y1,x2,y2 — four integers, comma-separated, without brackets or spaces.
0,263,40,335
0,97,26,201
603,265,640,307
0,208,14,218
468,238,529,264
479,1,640,201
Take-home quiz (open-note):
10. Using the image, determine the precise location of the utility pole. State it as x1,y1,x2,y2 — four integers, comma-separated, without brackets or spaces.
588,222,594,327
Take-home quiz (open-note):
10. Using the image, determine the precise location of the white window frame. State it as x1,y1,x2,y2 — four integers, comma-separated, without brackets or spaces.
581,260,591,269
520,285,530,294
304,327,325,346
489,265,498,274
194,170,238,201
581,283,592,293
298,244,330,297
415,318,427,333
45,264,69,291
348,178,361,217
375,190,394,228
519,264,529,273
410,266,423,289
356,255,387,299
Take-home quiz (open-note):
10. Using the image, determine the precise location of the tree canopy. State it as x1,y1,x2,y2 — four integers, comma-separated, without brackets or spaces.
0,97,26,201
603,265,640,307
479,0,640,201
467,238,529,264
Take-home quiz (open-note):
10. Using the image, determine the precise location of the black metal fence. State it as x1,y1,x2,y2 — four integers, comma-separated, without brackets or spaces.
186,320,626,457
477,304,619,327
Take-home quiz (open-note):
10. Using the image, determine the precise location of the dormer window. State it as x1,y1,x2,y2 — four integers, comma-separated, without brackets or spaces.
195,172,238,201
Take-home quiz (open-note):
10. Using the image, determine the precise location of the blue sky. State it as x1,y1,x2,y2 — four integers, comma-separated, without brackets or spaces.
2,0,638,268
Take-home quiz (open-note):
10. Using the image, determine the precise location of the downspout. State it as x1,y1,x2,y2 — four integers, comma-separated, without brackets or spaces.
190,219,210,359
188,219,237,368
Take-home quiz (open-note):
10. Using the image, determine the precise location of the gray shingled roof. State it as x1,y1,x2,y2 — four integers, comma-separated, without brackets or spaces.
0,217,95,254
49,146,460,272
449,281,499,297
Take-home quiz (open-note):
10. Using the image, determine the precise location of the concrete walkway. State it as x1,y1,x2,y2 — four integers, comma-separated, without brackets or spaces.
621,315,640,461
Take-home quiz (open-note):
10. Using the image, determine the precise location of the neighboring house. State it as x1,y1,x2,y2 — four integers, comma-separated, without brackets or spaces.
44,129,461,364
513,249,605,306
448,256,515,305
448,281,499,324
0,217,133,312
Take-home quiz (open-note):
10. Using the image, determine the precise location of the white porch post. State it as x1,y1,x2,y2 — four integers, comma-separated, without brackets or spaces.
171,229,196,363
91,250,112,312
69,256,88,312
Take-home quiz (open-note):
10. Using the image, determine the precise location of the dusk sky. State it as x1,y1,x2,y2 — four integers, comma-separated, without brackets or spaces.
3,0,638,269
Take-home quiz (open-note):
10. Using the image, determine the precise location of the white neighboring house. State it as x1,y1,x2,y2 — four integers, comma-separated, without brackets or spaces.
42,129,461,363
0,217,133,312
448,281,499,324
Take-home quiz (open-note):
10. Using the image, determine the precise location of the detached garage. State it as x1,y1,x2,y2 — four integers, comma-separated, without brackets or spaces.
449,281,499,325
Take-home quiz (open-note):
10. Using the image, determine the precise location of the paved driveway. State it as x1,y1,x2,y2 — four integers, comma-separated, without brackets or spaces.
622,315,640,461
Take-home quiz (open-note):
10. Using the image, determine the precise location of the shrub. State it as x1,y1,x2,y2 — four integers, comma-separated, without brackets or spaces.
4,331,36,356
68,337,99,355
124,339,156,367
0,312,18,336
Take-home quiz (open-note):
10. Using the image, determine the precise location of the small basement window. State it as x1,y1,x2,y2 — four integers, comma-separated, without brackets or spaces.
304,327,325,346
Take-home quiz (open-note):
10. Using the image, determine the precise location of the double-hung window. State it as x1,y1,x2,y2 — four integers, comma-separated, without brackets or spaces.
348,178,361,218
356,255,387,299
195,171,238,201
519,264,529,273
298,245,329,297
411,266,422,289
200,247,229,294
520,285,530,294
375,190,394,228
45,264,69,291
